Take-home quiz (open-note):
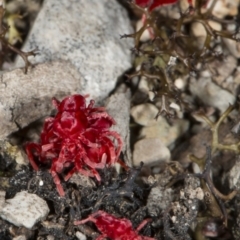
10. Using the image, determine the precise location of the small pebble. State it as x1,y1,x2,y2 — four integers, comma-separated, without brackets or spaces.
76,231,87,240
131,103,159,127
0,191,49,229
13,236,26,240
133,138,170,167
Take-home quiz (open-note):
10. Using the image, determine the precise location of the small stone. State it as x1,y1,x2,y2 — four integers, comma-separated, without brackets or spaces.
208,55,237,86
174,78,185,90
136,19,152,42
189,77,235,113
191,21,221,49
76,231,87,240
223,38,240,59
212,0,239,18
179,0,192,12
147,187,174,217
46,236,55,240
233,69,240,90
180,187,204,200
13,236,26,240
0,191,49,229
186,0,238,18
227,159,240,190
133,138,170,167
140,117,189,147
68,173,96,188
131,103,159,126
138,77,150,93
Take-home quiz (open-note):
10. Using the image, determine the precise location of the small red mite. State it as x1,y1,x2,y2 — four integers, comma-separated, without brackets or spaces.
74,210,156,240
26,94,124,196
134,0,193,39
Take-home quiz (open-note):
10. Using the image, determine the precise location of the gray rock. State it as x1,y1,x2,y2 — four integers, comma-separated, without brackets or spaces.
15,0,133,102
105,90,132,166
147,187,174,217
0,61,82,139
0,191,49,229
133,138,170,167
146,171,176,216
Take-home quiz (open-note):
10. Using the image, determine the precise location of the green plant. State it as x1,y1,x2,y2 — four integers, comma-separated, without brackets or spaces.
123,0,239,116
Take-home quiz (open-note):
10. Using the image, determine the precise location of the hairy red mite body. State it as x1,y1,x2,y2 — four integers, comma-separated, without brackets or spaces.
26,94,123,196
135,0,178,11
74,210,156,240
